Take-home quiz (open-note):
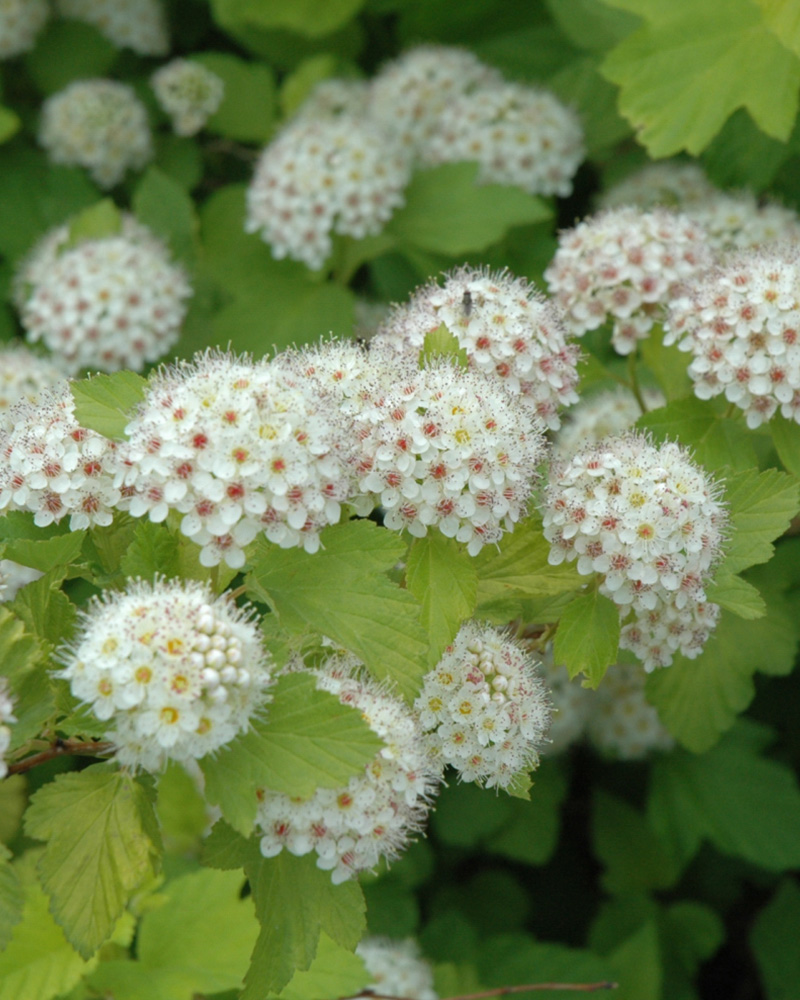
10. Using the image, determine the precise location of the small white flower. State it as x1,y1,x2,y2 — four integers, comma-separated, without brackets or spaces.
0,678,16,778
586,662,674,759
55,0,168,55
0,0,48,59
597,161,716,212
357,938,438,1000
151,59,224,137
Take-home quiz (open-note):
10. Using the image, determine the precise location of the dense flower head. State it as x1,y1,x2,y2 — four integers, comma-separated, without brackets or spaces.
0,381,122,530
256,657,440,884
356,938,438,1000
0,0,48,59
0,678,16,779
688,191,800,252
38,79,152,189
118,350,357,567
151,59,225,137
665,244,800,427
423,81,584,198
15,215,192,374
355,358,548,554
372,266,581,429
0,345,67,425
58,577,273,772
597,161,716,211
542,432,727,670
586,662,674,759
245,115,410,270
415,622,551,788
544,207,713,355
293,78,370,123
368,44,500,158
55,0,169,55
554,386,665,457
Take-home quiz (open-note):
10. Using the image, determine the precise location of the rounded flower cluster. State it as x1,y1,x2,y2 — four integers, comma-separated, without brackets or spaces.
55,0,168,55
119,351,356,567
15,216,192,374
415,622,551,789
544,207,713,355
0,679,15,779
0,345,66,425
423,82,584,198
535,649,592,756
246,116,410,270
0,0,48,59
58,578,274,772
586,662,674,760
373,267,581,430
554,386,665,457
356,938,438,1000
0,382,122,530
665,245,800,427
38,79,152,189
151,59,225,137
542,432,727,670
597,161,716,211
688,191,800,252
368,44,500,158
293,78,370,123
256,657,440,884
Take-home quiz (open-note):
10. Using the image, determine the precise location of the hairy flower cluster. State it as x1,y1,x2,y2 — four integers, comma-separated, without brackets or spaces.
597,161,716,211
151,58,225,137
554,386,665,457
119,351,356,567
373,266,581,429
0,678,15,779
256,658,440,884
0,382,122,529
0,0,48,58
0,345,66,424
15,215,191,374
368,44,500,158
356,938,438,1000
246,116,410,270
542,432,727,670
59,578,273,771
586,662,674,760
665,245,800,427
38,79,152,188
545,207,713,355
415,622,551,788
423,81,584,198
55,0,168,55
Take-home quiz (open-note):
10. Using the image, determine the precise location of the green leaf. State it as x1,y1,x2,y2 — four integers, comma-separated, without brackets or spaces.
607,921,661,1000
770,413,800,479
548,55,633,156
200,672,383,836
201,819,250,871
592,790,680,894
553,588,620,687
25,766,162,958
0,106,20,144
194,52,276,142
419,325,470,370
119,520,181,582
65,199,122,246
10,567,75,652
153,134,203,191
701,108,794,189
545,0,640,51
210,0,366,39
132,167,199,265
24,20,117,96
477,935,613,1000
2,532,85,574
70,372,147,441
406,534,477,666
279,54,342,117
601,0,800,156
638,324,692,402
0,776,26,845
273,933,367,1000
0,846,23,952
387,163,552,257
750,878,800,1000
156,763,209,854
485,761,568,866
242,849,366,998
647,725,800,872
705,572,766,619
246,521,429,701
0,605,49,748
660,901,724,999
756,0,800,59
721,467,800,575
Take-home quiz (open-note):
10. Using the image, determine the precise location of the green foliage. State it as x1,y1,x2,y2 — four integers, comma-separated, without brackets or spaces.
0,845,23,952
65,199,122,246
24,765,162,958
592,791,680,894
210,0,366,39
69,372,148,441
271,932,368,1000
721,467,800,574
193,53,277,142
24,20,117,96
0,106,20,144
750,878,800,1000
419,325,470,369
132,167,199,265
770,413,800,479
553,588,620,687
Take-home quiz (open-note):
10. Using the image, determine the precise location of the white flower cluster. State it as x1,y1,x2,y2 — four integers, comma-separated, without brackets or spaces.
687,191,800,253
293,78,369,123
535,648,592,755
119,351,356,567
0,382,121,530
0,345,66,425
554,386,665,457
0,678,15,779
423,81,584,198
597,161,716,211
665,245,800,427
0,0,48,59
15,214,192,374
368,44,501,159
542,432,727,670
415,622,551,788
356,938,438,1000
256,657,440,884
55,0,169,55
545,207,713,355
246,116,410,270
373,266,581,429
59,577,273,772
586,662,674,760
38,79,152,189
151,59,225,137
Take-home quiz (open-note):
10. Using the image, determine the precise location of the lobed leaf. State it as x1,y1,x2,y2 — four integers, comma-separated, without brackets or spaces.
721,467,800,575
552,588,620,687
70,372,148,442
194,52,277,142
750,878,800,1000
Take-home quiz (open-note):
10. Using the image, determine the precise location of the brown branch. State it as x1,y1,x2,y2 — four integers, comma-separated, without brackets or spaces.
7,739,115,775
345,984,618,1000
